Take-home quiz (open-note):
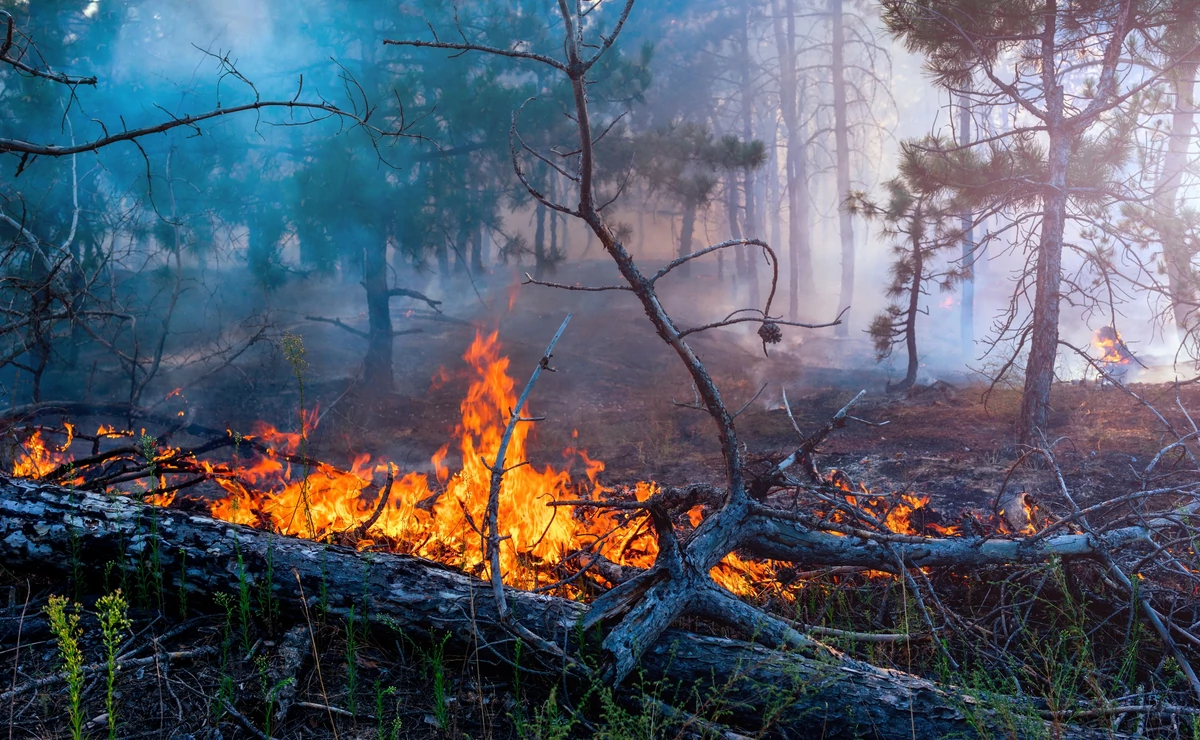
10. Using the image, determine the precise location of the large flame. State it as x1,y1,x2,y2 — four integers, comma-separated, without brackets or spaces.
206,331,665,590
8,332,972,597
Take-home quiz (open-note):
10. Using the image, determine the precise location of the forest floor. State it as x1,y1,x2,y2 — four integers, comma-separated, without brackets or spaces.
3,261,1198,738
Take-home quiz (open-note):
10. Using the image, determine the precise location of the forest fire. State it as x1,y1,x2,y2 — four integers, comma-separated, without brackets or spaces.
1094,325,1133,365
5,333,962,598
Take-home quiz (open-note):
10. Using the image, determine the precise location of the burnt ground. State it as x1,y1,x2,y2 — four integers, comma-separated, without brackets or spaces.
245,259,1192,524
4,259,1199,739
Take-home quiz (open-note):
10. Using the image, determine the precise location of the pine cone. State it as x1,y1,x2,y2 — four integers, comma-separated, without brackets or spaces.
757,321,782,344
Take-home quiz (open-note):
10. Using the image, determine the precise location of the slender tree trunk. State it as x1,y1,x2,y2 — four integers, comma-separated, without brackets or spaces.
534,201,548,278
740,9,761,311
958,92,976,357
636,209,645,255
1158,56,1200,340
679,198,697,278
1019,124,1070,442
772,0,815,319
471,224,484,275
786,136,813,319
894,210,923,393
830,0,854,337
363,238,394,393
769,121,783,275
435,234,451,279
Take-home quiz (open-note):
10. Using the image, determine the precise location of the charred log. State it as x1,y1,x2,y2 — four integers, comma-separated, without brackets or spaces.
0,477,1122,739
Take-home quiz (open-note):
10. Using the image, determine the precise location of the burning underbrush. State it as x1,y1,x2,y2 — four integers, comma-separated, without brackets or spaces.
0,331,1035,602
5,332,1200,738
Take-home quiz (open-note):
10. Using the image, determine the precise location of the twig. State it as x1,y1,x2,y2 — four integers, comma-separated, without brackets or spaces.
220,700,269,740
352,464,394,539
484,314,572,619
292,570,339,740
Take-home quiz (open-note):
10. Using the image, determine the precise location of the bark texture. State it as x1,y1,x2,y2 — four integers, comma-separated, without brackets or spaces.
0,477,1118,739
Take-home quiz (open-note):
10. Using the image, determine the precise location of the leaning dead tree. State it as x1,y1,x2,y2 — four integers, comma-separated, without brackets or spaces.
384,0,1200,717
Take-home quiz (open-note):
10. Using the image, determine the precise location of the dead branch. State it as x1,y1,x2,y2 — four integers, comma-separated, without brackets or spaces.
484,314,572,619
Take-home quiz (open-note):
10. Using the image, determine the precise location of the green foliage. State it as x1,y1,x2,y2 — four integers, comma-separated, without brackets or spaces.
214,592,237,710
234,535,254,656
97,589,132,740
345,606,361,716
417,632,452,730
45,595,86,740
257,654,295,740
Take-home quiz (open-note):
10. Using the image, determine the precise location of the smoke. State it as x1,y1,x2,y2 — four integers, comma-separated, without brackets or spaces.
3,0,1190,415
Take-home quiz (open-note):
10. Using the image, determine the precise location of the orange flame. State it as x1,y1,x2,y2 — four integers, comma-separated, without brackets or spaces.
1094,326,1131,365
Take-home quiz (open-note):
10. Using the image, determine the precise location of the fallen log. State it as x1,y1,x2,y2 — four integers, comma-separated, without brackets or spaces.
0,476,1118,739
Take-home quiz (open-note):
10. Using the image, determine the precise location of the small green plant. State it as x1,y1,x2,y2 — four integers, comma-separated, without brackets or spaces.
234,534,253,655
45,595,86,740
374,681,398,740
418,632,452,730
520,686,574,740
139,433,158,477
281,331,315,538
345,606,360,716
214,592,236,709
256,534,278,631
144,507,164,611
177,547,189,618
97,589,131,740
257,654,294,740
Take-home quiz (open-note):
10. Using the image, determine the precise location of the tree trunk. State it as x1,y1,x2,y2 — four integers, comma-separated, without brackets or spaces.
0,478,1124,740
725,172,747,285
362,238,394,392
786,135,813,320
1019,121,1071,443
1158,56,1199,341
772,0,814,319
893,210,923,393
471,223,485,275
958,92,976,356
830,0,854,338
435,233,450,278
534,201,548,278
740,9,761,311
678,198,697,277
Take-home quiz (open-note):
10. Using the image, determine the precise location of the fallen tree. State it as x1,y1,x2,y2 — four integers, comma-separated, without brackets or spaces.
0,475,1125,739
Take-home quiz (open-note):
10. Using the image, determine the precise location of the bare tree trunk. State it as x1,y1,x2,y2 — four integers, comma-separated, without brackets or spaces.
740,8,761,311
958,92,976,357
678,198,697,277
435,233,451,278
534,201,548,278
363,238,394,392
786,136,813,320
471,223,485,275
772,0,815,319
1158,56,1200,340
830,0,854,338
725,173,745,280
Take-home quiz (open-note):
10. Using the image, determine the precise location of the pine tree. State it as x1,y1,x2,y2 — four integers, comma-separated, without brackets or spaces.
883,0,1157,442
